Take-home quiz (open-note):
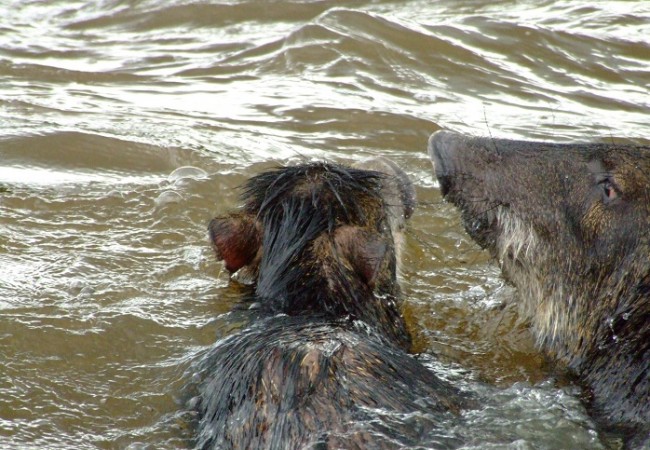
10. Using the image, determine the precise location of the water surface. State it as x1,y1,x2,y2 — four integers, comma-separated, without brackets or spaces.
1,1,648,448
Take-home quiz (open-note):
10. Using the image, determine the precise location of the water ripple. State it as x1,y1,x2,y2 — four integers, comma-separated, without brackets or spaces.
0,0,647,447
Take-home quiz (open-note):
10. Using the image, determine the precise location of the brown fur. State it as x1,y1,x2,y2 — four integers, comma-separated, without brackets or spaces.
194,160,466,449
429,130,650,446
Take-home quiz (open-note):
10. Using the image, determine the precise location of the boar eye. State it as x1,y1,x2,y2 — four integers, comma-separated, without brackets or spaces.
600,179,618,203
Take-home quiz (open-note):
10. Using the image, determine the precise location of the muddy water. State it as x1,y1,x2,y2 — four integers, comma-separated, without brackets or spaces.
0,1,648,448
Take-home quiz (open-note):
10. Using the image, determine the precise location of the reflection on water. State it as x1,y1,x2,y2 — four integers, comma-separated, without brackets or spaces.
0,0,647,448
0,166,163,185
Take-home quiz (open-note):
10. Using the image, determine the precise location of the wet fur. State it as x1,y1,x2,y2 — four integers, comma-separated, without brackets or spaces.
429,130,650,445
195,162,465,449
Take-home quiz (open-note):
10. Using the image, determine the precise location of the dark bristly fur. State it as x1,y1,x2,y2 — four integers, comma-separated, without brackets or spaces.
197,161,465,449
428,130,650,447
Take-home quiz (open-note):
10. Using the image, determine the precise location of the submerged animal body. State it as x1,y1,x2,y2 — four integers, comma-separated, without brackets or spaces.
195,160,464,449
428,130,650,445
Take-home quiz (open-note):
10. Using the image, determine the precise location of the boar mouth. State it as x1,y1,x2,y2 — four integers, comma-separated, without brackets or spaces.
428,131,501,251
428,130,460,198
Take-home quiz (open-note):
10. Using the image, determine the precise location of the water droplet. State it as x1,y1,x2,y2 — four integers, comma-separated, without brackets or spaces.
188,395,201,409
168,166,208,183
78,285,95,299
69,279,84,291
154,190,183,207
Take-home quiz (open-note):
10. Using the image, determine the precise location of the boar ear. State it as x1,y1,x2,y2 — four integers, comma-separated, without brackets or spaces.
208,214,261,273
334,226,388,287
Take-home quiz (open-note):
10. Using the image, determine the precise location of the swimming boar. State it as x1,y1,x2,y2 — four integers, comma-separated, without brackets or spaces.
194,160,465,449
428,130,650,445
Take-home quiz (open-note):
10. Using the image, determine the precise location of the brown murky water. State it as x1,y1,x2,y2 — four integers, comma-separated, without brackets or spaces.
1,1,648,448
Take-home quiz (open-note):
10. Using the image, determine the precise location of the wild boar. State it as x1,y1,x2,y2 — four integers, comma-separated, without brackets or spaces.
193,160,465,449
428,130,650,446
